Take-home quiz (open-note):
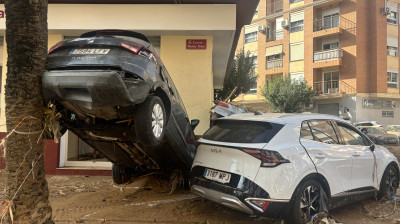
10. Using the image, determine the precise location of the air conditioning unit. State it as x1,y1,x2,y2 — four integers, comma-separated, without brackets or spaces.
258,25,266,33
281,19,290,29
382,7,390,15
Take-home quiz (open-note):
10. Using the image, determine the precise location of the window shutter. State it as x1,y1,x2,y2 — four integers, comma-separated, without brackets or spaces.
290,11,304,23
290,42,304,61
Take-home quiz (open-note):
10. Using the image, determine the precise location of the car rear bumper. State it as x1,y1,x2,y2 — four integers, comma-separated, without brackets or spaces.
190,167,289,217
42,70,151,109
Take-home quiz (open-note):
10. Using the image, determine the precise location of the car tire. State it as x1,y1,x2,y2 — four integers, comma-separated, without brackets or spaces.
286,179,327,224
135,96,166,146
112,163,133,185
377,164,399,200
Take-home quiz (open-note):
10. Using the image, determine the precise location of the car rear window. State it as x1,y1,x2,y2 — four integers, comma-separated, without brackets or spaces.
202,120,284,143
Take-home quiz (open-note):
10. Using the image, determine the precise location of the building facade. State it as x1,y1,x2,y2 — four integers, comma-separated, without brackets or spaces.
235,0,400,127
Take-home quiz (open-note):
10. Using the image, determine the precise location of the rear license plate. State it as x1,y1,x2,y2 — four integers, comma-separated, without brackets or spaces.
203,168,231,184
69,49,110,55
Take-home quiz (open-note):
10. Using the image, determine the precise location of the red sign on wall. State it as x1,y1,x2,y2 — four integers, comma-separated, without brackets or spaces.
186,39,207,50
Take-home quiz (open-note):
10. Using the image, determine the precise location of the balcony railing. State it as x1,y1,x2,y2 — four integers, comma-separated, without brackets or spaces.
314,49,343,62
313,80,356,95
266,59,283,70
266,29,284,41
267,0,283,15
314,14,340,31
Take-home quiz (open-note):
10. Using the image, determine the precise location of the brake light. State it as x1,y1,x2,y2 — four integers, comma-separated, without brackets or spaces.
217,102,229,108
242,148,290,167
121,42,142,54
48,43,64,55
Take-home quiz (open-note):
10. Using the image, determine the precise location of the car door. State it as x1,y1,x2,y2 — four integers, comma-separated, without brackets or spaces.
300,120,352,195
334,122,376,190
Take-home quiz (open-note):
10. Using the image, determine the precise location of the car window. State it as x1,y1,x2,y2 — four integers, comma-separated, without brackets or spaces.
336,123,367,146
300,120,340,144
366,127,385,134
202,120,284,143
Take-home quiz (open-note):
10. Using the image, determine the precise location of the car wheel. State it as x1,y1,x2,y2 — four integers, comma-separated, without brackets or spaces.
377,164,399,200
135,96,166,146
287,179,326,224
112,163,133,185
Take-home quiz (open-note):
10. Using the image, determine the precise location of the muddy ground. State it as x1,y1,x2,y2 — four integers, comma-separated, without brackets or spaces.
0,146,400,224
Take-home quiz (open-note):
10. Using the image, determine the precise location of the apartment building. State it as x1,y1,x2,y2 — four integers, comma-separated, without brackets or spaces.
235,0,400,126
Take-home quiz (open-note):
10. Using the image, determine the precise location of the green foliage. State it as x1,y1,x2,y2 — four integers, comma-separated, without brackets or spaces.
262,75,316,113
217,50,258,101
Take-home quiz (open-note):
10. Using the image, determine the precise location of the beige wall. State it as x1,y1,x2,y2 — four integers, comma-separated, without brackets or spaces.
0,35,63,132
160,36,213,134
290,1,304,9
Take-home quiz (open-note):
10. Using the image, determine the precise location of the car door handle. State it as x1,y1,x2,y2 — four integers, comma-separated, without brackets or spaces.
314,153,326,159
352,152,361,157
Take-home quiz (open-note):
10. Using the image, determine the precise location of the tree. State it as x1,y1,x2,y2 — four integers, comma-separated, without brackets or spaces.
261,75,315,113
3,0,53,223
217,50,257,101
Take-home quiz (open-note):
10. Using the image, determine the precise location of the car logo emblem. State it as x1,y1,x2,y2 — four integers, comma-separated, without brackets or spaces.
211,148,222,153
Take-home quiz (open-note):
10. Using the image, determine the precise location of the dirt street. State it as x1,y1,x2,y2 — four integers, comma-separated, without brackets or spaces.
0,146,399,224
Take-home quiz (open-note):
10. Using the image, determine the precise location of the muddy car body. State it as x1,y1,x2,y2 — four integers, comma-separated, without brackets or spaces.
42,30,199,183
360,126,399,145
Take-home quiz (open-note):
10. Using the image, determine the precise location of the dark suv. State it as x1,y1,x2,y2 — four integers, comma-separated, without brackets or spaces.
42,30,199,183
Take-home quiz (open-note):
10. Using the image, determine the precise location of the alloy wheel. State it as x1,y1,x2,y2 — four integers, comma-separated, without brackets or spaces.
151,103,164,138
300,185,320,221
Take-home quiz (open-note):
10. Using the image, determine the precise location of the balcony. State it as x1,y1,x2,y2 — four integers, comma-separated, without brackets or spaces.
267,0,283,15
314,14,340,32
313,49,343,68
313,80,356,97
266,30,284,42
266,59,283,70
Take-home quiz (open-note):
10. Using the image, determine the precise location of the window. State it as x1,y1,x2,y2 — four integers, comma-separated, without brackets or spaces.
244,25,258,43
290,0,303,4
290,72,304,83
387,71,399,88
290,11,304,33
301,120,340,145
323,42,339,50
247,81,258,94
290,42,304,61
203,120,284,143
387,4,398,25
383,111,394,118
323,13,340,29
335,123,367,146
245,32,258,43
323,71,339,94
388,46,398,56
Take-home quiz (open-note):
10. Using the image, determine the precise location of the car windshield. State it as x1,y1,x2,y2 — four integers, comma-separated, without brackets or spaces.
202,120,284,143
367,127,385,134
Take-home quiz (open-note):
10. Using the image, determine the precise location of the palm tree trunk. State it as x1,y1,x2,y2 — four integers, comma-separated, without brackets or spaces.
4,0,53,223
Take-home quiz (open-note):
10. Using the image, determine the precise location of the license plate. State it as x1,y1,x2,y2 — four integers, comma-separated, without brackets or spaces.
69,49,110,55
203,168,231,184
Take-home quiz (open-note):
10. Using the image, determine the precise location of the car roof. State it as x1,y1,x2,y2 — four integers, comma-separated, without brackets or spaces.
219,113,347,127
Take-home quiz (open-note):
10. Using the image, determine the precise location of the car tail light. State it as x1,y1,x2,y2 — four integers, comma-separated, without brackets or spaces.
121,42,142,54
121,42,157,64
48,43,64,55
242,148,290,167
217,102,229,108
247,199,270,212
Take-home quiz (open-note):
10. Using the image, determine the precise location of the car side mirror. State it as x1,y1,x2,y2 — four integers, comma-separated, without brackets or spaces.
191,119,200,130
370,144,375,152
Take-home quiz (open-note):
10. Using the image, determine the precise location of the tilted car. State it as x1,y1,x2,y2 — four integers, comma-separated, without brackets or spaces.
354,121,383,128
190,113,399,224
386,125,400,139
359,126,399,145
42,30,199,184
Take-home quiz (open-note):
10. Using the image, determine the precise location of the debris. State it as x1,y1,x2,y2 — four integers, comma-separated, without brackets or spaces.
308,212,342,224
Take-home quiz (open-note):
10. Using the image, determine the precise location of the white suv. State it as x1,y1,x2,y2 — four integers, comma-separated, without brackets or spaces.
190,113,399,224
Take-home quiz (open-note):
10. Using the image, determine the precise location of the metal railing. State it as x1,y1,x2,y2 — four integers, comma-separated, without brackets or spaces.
267,0,283,15
266,59,283,70
313,80,356,95
314,48,343,62
266,29,284,41
314,14,340,31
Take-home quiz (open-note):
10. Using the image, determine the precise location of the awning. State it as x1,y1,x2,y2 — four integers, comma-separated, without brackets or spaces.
266,45,283,56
